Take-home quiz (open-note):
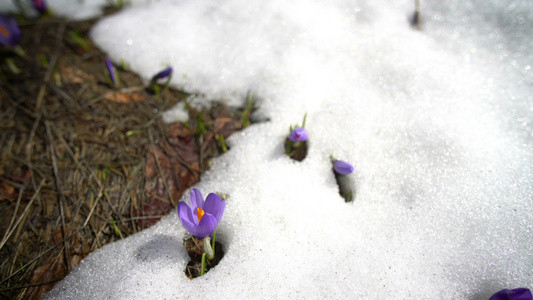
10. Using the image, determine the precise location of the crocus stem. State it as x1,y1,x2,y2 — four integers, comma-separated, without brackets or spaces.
200,253,207,276
155,85,161,101
211,230,216,257
286,140,293,156
162,76,171,92
203,236,214,260
115,70,121,86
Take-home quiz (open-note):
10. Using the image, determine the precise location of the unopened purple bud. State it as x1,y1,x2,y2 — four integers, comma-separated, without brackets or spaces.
0,14,22,47
105,58,117,86
289,127,308,142
32,0,47,13
152,67,173,80
333,160,354,175
489,288,532,300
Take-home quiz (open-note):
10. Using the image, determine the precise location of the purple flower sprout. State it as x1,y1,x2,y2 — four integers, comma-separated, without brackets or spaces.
152,67,173,81
289,127,308,142
0,14,22,47
333,160,354,175
31,0,47,13
489,288,532,300
105,58,117,86
178,188,225,239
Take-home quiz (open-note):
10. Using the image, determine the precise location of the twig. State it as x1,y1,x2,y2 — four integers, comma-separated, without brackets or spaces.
49,84,81,110
147,127,174,204
44,118,72,273
162,135,199,181
0,227,77,287
48,120,122,230
0,278,63,292
0,179,45,252
48,121,110,196
80,86,145,111
0,176,27,190
26,21,66,192
25,108,42,162
82,185,104,228
56,140,129,233
8,155,46,185
0,86,34,118
198,133,204,173
123,215,168,221
34,21,66,116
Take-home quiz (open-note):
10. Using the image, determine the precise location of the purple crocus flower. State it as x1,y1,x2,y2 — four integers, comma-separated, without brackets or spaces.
31,0,47,13
152,67,173,81
289,127,308,142
105,58,117,86
333,160,354,175
0,14,22,47
489,288,532,300
177,188,225,239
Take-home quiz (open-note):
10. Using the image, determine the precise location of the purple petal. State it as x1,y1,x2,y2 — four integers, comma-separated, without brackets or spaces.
180,215,201,237
105,58,116,86
190,188,204,211
194,214,218,239
32,0,47,13
204,193,225,223
0,14,22,47
333,160,354,175
152,67,173,80
178,201,200,236
489,288,533,300
177,201,197,224
289,127,308,142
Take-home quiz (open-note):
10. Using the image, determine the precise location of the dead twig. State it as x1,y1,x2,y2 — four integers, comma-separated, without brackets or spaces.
0,227,77,287
44,118,72,273
0,278,63,292
34,21,67,116
0,179,45,252
4,187,24,243
147,127,174,205
82,185,104,228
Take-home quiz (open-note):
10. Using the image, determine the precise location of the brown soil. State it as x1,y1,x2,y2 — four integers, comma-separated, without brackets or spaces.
0,9,250,300
284,138,308,162
183,236,224,279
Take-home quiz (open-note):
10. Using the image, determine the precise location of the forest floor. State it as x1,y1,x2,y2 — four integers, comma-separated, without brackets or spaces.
0,7,251,299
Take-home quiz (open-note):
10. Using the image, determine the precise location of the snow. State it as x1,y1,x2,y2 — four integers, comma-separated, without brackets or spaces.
5,0,532,298
162,100,189,123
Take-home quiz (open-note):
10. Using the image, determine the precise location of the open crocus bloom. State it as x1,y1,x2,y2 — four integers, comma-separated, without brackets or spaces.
0,14,21,47
333,160,354,175
177,188,225,239
289,127,308,142
489,288,532,300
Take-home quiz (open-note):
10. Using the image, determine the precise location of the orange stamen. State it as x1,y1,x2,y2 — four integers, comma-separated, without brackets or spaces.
0,25,10,38
196,207,205,222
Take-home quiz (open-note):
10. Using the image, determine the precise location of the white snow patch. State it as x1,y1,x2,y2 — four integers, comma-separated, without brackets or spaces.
21,0,533,299
162,101,189,123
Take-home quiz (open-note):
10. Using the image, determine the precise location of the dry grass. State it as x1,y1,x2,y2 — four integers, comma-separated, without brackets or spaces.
0,11,248,299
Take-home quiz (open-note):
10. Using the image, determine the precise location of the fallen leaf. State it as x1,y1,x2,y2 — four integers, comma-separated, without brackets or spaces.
26,252,67,300
106,92,145,103
59,64,95,84
166,122,195,138
0,181,16,202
